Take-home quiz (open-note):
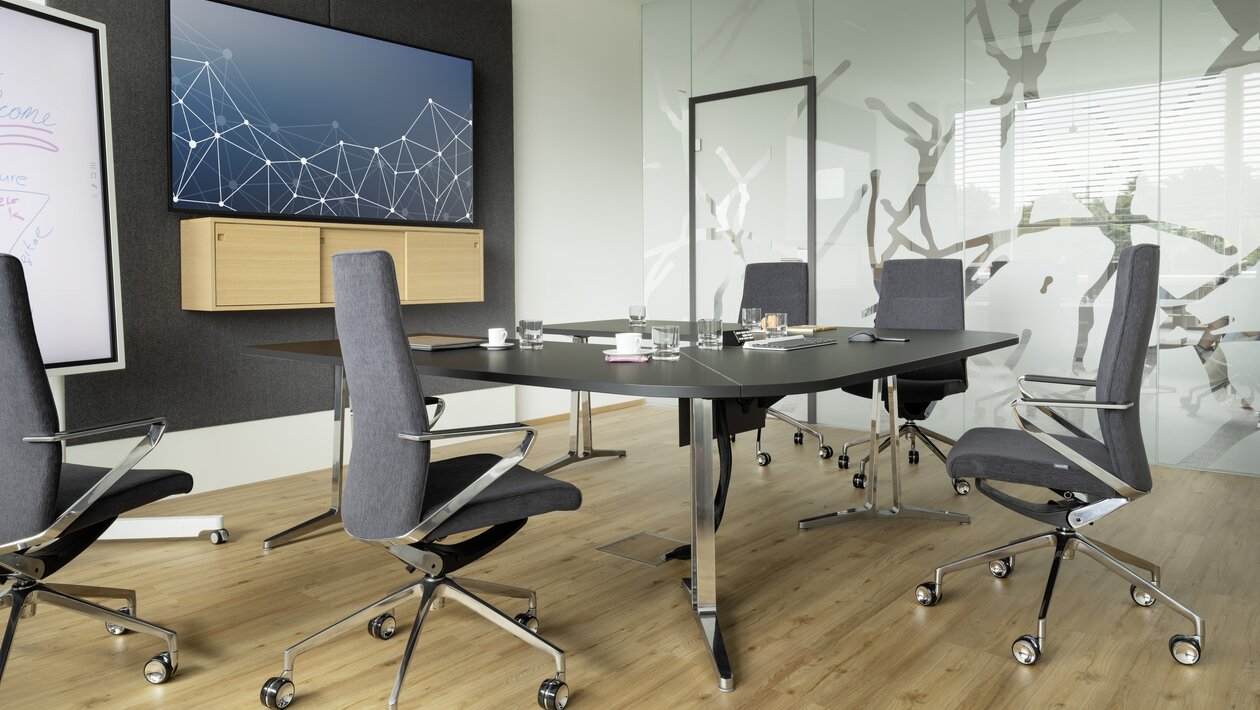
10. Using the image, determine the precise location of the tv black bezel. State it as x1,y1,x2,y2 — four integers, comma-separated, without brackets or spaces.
165,0,477,229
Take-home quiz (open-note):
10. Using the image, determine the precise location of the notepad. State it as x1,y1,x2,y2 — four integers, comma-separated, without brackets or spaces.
407,335,483,351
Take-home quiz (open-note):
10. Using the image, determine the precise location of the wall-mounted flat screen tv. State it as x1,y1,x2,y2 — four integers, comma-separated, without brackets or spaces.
169,0,473,225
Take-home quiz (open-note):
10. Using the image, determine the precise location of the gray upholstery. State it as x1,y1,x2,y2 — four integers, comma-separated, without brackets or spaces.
740,262,808,324
0,254,61,543
843,259,968,414
331,250,580,542
874,259,965,331
0,254,193,551
947,244,1160,496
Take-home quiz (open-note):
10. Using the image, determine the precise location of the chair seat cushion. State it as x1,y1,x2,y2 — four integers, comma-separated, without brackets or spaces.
423,455,581,539
56,464,194,535
945,427,1118,498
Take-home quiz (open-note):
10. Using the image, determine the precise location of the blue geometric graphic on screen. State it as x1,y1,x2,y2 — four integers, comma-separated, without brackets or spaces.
169,0,473,223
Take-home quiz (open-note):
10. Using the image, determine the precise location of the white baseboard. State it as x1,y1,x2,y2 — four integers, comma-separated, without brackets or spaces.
66,386,517,494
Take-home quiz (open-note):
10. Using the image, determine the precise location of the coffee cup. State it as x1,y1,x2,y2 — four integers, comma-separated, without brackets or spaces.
488,327,508,346
614,332,642,354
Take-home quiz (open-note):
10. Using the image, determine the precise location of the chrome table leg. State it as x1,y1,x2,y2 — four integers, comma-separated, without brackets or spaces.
537,337,627,475
799,376,969,529
263,365,348,550
680,398,734,691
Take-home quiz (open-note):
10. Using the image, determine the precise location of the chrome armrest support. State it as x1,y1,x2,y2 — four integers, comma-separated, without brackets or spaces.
1010,398,1144,504
22,416,166,443
2,418,168,556
392,423,538,543
424,397,446,426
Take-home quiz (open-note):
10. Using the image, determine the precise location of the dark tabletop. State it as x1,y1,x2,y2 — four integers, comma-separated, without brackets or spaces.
243,327,1018,400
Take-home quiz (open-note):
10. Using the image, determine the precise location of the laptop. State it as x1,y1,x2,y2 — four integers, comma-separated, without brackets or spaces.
407,334,484,351
743,335,838,352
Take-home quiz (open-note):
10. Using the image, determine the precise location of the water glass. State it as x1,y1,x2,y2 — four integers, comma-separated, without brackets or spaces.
518,319,544,349
696,318,723,349
629,305,647,327
764,312,788,337
651,324,681,361
740,307,762,330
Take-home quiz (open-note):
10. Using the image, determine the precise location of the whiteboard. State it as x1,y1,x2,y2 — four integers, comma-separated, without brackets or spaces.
0,0,124,374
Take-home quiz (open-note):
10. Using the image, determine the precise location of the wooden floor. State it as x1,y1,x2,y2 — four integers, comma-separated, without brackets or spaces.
5,405,1259,709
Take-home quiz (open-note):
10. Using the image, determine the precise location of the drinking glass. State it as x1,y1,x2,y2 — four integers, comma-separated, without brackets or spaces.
740,307,762,330
518,319,544,349
696,318,723,349
629,305,647,327
651,324,681,361
764,312,788,337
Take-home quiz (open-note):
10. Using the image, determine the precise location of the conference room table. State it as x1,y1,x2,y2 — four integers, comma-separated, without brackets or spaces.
243,326,1017,691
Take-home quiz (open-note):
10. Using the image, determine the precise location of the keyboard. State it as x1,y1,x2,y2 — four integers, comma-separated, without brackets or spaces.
744,335,838,351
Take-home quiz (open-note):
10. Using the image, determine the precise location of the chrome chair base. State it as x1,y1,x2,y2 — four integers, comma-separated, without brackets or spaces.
840,422,955,472
0,579,179,685
916,528,1205,666
264,574,566,709
750,407,832,467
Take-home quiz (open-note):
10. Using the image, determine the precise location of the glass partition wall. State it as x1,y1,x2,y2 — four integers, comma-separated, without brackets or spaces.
643,0,1260,476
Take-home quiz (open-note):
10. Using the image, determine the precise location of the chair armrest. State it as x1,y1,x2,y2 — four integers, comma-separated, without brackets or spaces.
22,416,167,443
1008,398,1143,502
424,397,446,426
392,424,538,543
1018,374,1097,388
1014,398,1132,411
3,419,168,556
398,422,532,443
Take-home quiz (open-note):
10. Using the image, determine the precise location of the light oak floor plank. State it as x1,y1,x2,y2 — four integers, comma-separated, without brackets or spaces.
3,405,1255,708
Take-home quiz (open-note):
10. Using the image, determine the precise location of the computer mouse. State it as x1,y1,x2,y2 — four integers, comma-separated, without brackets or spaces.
847,330,877,342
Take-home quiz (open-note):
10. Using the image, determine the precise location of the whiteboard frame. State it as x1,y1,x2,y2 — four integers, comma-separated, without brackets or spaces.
1,0,125,375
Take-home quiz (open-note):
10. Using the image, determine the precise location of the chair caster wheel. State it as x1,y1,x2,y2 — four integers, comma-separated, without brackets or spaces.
915,582,940,606
144,652,176,684
106,606,133,635
538,677,569,709
1130,585,1156,607
261,676,296,708
953,479,971,495
729,435,736,443
1012,635,1041,665
367,613,396,640
852,472,867,489
989,558,1013,578
837,454,850,469
209,529,230,545
1170,635,1201,665
793,432,804,445
756,452,771,466
908,450,920,464
515,612,539,632
818,445,834,459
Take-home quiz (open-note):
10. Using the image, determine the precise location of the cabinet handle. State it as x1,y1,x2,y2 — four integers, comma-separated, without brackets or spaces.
217,234,224,241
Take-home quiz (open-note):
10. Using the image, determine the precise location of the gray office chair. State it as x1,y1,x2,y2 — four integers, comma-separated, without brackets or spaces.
0,254,190,687
838,259,970,495
260,250,581,710
915,244,1205,667
738,261,834,465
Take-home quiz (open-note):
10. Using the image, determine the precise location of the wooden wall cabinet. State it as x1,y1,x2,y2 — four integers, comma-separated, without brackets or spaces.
181,217,484,311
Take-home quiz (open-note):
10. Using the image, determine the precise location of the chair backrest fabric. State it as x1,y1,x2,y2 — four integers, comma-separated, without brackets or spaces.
0,254,62,544
332,250,432,541
1095,244,1159,493
740,262,809,325
874,259,965,331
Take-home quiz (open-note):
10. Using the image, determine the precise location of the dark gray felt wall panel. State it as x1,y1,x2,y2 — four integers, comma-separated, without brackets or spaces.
49,0,514,433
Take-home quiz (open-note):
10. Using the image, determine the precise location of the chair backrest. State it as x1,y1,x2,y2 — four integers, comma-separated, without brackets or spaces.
740,262,809,324
0,254,62,544
332,250,431,541
1096,244,1159,493
874,259,965,330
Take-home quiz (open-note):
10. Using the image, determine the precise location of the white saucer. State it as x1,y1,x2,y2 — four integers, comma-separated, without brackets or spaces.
603,348,654,356
480,342,514,350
